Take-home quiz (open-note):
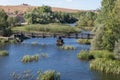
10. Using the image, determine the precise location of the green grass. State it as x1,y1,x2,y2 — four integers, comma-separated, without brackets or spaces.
77,50,115,60
37,70,60,80
0,50,9,56
21,54,39,63
90,58,120,74
77,39,92,44
0,37,17,44
59,45,76,50
12,24,80,34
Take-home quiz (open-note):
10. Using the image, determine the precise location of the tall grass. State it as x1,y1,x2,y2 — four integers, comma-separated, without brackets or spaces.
0,50,9,56
12,24,80,34
59,45,76,50
37,70,60,80
21,54,39,63
76,39,91,44
90,58,120,74
77,50,115,60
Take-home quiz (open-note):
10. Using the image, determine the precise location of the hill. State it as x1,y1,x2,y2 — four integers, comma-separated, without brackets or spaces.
0,4,80,13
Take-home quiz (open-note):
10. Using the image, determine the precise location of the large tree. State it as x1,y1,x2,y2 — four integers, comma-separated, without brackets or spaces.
0,9,9,36
91,0,120,51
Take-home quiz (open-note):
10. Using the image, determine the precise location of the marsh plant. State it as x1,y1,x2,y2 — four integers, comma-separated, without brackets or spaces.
76,39,91,44
11,70,34,80
31,42,39,45
0,50,9,56
37,70,60,80
59,45,76,50
40,53,48,58
21,54,39,63
90,58,120,74
77,50,115,60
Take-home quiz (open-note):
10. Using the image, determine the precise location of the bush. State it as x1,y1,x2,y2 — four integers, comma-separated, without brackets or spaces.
0,50,9,56
59,45,76,50
21,54,39,63
77,50,91,60
89,50,115,59
77,50,115,60
77,39,91,44
90,58,120,74
37,70,60,80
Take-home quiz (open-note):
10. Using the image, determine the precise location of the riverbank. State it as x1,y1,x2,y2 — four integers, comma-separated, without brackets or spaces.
12,24,80,34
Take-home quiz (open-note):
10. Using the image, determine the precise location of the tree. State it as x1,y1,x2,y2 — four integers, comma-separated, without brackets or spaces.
0,9,9,36
7,16,18,27
91,0,120,51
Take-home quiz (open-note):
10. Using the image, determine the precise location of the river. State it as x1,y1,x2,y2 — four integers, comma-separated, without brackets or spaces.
0,38,119,80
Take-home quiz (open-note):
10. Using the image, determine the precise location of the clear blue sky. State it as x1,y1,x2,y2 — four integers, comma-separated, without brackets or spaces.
0,0,102,10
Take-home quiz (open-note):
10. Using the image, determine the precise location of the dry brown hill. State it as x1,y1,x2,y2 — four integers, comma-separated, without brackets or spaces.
0,4,80,13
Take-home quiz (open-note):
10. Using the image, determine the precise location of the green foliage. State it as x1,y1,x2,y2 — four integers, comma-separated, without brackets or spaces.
24,6,77,24
12,24,80,34
114,39,120,60
0,9,9,36
21,54,39,63
77,11,97,27
0,37,17,44
7,16,19,27
0,50,9,56
0,9,8,29
77,50,90,60
90,58,120,74
92,0,120,51
77,39,91,44
59,45,76,50
37,70,60,80
77,50,115,60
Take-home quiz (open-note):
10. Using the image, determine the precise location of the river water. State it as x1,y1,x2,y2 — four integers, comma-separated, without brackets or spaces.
0,38,119,80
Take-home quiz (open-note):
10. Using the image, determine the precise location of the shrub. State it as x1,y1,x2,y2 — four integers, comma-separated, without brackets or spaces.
90,58,120,74
21,54,39,63
77,39,91,44
0,50,9,56
77,50,91,60
59,45,76,50
77,50,115,60
37,70,60,80
89,50,115,59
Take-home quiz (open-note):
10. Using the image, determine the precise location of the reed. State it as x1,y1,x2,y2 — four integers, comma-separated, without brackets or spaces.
37,70,60,80
76,39,91,44
21,54,39,63
77,50,115,60
90,58,120,74
0,50,9,56
59,45,76,50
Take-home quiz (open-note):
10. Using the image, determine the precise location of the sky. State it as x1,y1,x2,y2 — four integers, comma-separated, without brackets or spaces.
0,0,102,10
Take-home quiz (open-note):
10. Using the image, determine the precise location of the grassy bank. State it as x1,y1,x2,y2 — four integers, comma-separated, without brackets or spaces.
90,58,120,74
12,24,80,34
0,50,9,56
77,50,115,60
77,50,120,74
0,37,17,44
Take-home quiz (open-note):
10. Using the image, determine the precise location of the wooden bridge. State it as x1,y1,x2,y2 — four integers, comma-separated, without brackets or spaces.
12,31,95,42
